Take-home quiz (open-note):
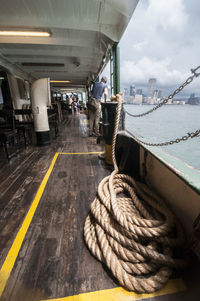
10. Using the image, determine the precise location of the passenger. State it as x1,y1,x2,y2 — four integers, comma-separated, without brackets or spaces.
67,96,73,114
76,99,81,112
88,76,108,137
73,101,77,113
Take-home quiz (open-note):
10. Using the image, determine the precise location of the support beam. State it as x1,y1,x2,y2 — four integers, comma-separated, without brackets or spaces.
0,54,35,82
110,42,120,95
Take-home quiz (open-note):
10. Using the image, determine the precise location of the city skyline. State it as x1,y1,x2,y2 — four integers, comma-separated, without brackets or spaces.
122,78,199,99
122,76,200,105
102,0,200,98
118,0,200,96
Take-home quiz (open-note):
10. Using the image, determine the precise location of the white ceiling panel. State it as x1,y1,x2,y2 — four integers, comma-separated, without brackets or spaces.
0,0,139,87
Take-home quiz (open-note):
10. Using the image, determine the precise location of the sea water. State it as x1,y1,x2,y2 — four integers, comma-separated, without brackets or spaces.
124,104,200,170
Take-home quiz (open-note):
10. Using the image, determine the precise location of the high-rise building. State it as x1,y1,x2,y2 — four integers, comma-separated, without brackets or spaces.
188,93,199,105
130,84,135,96
158,90,162,98
136,89,142,95
134,94,143,104
153,89,158,98
124,88,129,96
148,78,156,97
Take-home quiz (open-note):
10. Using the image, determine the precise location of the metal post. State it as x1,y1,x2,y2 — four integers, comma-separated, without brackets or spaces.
110,42,120,95
110,51,114,96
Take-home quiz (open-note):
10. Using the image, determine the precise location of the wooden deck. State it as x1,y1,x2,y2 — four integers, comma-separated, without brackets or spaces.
0,113,199,301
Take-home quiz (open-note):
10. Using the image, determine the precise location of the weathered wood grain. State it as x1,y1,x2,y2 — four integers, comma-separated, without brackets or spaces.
0,113,199,301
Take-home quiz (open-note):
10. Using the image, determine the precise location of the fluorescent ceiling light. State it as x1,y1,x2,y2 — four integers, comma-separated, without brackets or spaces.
22,63,64,67
50,80,71,83
0,31,50,37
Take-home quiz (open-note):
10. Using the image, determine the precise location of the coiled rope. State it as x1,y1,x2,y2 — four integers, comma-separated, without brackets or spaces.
84,94,187,293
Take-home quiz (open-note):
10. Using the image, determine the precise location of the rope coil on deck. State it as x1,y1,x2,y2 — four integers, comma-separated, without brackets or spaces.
84,94,187,293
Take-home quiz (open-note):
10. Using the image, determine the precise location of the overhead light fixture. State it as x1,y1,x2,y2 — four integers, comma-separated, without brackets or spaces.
22,63,64,67
50,80,71,83
0,30,51,37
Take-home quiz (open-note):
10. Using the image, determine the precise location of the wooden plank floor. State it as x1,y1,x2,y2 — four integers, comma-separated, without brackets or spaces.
0,112,199,301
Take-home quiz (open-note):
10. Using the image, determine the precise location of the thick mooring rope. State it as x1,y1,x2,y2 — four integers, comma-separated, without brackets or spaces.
84,94,187,293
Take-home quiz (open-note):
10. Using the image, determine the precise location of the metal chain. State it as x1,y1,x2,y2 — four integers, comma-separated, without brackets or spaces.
125,128,200,147
124,65,200,118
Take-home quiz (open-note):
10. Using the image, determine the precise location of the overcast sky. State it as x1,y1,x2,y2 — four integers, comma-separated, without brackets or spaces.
116,0,200,97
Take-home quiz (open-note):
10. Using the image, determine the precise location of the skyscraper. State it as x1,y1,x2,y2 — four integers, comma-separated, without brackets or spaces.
153,89,158,98
124,88,129,96
130,84,135,96
148,78,156,97
136,89,142,95
158,90,162,98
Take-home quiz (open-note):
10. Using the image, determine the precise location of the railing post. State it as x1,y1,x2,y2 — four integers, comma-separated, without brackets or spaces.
110,42,120,95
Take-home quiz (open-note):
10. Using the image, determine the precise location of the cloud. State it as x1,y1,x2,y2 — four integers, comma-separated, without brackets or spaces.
121,56,189,87
147,0,188,32
120,0,189,65
132,40,148,52
118,0,200,95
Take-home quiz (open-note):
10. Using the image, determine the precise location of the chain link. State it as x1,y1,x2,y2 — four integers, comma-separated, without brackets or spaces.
124,66,200,118
125,128,200,147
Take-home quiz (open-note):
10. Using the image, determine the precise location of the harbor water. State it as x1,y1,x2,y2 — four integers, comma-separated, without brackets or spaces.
124,104,200,170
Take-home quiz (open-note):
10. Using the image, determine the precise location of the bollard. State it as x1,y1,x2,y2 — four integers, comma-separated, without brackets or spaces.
101,101,124,165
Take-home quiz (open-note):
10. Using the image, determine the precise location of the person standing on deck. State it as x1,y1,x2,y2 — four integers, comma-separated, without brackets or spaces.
88,76,108,136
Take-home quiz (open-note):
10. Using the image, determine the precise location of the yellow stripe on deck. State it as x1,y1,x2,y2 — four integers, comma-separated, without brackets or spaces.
59,152,102,155
42,279,186,301
0,152,101,297
0,153,59,296
0,152,187,301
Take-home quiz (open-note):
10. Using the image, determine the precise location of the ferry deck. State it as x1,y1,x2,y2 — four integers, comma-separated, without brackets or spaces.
0,112,199,301
0,0,200,300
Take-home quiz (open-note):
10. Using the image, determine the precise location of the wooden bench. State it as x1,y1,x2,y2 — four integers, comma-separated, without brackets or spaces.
0,110,20,161
14,109,33,146
15,108,59,139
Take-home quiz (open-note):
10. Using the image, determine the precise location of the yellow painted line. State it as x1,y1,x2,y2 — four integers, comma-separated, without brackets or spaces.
0,153,59,297
0,151,102,296
58,152,102,155
2,151,185,301
41,279,186,301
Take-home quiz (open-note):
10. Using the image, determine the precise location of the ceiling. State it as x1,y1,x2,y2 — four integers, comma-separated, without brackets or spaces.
0,0,139,89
